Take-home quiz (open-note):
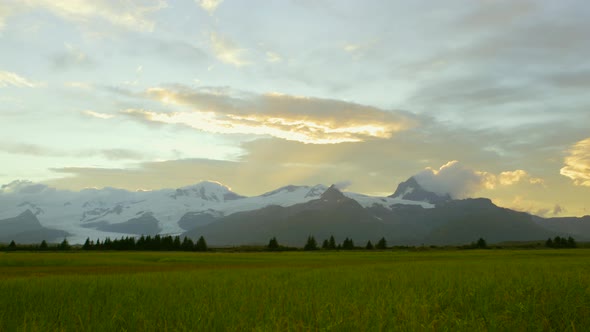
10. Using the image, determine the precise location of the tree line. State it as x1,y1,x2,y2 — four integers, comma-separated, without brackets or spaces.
546,236,577,248
81,235,209,251
1,235,581,251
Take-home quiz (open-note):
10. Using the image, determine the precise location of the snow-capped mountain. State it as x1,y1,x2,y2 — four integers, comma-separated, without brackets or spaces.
389,177,451,205
0,180,433,244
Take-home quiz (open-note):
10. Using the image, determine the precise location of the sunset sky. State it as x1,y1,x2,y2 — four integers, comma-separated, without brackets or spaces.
1,0,589,217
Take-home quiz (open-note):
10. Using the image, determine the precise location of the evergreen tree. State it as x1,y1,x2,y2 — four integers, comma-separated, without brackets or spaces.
7,240,16,251
39,240,48,250
366,240,374,250
567,236,577,248
304,236,318,251
173,236,182,250
342,237,355,250
181,237,194,251
328,235,337,250
267,237,280,251
376,237,387,249
545,238,554,248
82,237,91,250
58,238,71,251
476,238,487,249
321,239,329,249
195,236,208,251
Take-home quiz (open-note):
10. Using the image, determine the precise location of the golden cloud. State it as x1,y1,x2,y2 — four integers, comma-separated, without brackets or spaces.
560,137,590,186
21,0,166,32
209,32,249,67
414,160,543,198
128,87,416,144
198,0,223,15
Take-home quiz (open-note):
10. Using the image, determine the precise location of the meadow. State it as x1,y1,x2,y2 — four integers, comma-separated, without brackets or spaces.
1,249,589,331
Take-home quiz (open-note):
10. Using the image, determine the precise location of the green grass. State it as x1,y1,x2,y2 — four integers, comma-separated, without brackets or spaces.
1,250,589,331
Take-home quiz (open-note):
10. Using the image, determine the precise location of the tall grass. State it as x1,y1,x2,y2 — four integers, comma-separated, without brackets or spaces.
1,250,589,331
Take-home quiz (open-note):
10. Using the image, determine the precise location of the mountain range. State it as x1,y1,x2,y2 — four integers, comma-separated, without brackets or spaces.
1,178,588,245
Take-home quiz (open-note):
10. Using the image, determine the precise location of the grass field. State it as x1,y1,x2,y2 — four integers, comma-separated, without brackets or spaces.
1,250,589,331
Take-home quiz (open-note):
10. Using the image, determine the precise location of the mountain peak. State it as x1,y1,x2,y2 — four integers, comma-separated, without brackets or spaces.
172,181,244,201
320,185,347,202
390,176,451,205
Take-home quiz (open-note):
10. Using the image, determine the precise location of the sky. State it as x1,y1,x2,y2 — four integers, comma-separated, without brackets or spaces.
0,0,589,217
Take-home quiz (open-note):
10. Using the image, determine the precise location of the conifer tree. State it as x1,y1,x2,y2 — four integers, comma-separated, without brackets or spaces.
181,237,194,251
40,240,48,250
83,237,91,250
546,238,554,248
321,239,329,249
267,237,280,251
304,236,318,251
366,240,374,250
195,236,208,251
376,237,387,249
476,238,487,249
173,236,182,250
59,238,71,251
567,236,577,248
7,240,16,251
329,235,337,249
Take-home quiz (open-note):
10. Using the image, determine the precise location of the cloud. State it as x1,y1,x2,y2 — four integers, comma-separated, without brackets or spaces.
198,0,223,15
560,137,590,186
414,161,487,198
124,86,416,144
209,32,249,67
334,180,352,190
413,161,542,198
0,142,145,160
0,180,51,195
82,110,114,119
52,43,95,69
0,70,42,88
266,51,282,63
22,0,166,32
0,2,19,31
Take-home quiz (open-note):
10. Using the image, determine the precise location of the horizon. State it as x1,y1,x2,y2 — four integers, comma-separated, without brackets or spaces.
1,0,589,218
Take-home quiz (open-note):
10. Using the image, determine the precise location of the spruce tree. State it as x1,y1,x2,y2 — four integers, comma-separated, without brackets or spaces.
376,237,387,249
82,237,91,250
40,240,48,250
304,236,318,251
567,236,577,248
195,236,208,251
181,237,194,251
59,238,71,251
321,239,329,249
545,238,554,248
267,237,279,251
328,235,337,250
476,238,487,249
366,240,374,250
7,240,16,251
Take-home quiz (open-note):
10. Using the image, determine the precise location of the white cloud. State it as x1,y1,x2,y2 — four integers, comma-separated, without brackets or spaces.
414,161,542,198
22,0,166,32
82,110,114,119
0,70,42,88
561,137,590,186
198,0,223,15
209,32,250,67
